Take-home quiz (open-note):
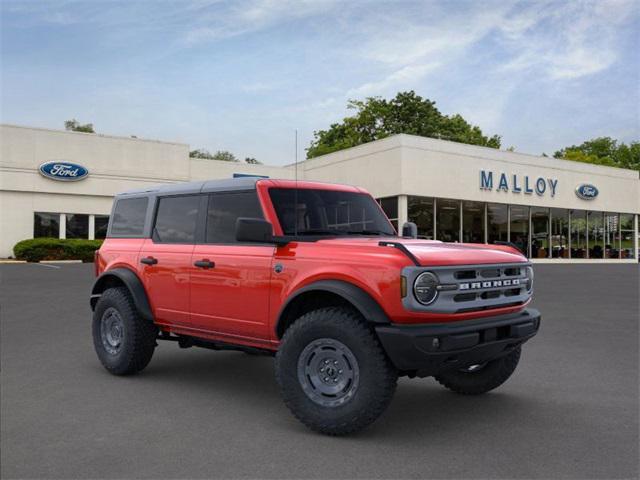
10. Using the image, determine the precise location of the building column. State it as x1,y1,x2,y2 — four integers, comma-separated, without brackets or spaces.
88,214,95,240
634,214,639,260
459,201,463,243
59,213,66,239
483,203,488,244
397,195,408,230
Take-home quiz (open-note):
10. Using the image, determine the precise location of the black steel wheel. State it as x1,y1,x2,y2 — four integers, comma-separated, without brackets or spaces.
275,307,398,436
435,348,521,395
92,287,157,376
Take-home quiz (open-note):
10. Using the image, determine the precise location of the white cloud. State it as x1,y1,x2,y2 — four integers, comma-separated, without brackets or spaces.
347,63,440,97
499,0,637,80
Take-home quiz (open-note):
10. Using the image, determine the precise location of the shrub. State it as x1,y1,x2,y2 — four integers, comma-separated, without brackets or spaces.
13,238,103,262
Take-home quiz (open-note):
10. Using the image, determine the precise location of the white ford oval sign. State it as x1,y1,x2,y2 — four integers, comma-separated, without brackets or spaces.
575,184,598,200
39,161,89,182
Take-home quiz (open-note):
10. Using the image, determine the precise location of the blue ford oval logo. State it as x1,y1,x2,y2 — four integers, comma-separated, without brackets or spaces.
575,183,598,200
39,161,89,182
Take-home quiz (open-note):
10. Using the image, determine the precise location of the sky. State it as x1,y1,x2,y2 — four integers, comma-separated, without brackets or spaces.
1,0,639,165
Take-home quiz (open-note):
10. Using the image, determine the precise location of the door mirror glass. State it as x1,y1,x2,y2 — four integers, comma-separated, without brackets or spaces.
236,218,274,243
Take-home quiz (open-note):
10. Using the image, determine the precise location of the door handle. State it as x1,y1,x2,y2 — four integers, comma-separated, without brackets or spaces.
194,259,215,269
140,256,158,266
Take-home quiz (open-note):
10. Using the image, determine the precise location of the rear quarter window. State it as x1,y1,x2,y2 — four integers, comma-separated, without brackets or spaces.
153,195,200,243
110,197,148,237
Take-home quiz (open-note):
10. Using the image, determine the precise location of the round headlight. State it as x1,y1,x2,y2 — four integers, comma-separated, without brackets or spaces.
414,272,439,305
525,266,534,293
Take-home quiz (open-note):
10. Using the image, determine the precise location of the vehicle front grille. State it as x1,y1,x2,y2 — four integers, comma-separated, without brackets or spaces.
402,263,532,314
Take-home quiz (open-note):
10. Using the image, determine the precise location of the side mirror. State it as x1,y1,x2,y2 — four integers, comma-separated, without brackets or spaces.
236,218,275,243
401,222,418,239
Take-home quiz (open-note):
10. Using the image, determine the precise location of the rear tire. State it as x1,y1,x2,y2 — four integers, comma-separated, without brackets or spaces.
434,347,521,395
275,307,398,436
92,287,158,375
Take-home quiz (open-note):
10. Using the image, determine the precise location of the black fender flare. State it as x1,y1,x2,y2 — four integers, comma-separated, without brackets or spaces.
90,268,154,321
276,280,390,338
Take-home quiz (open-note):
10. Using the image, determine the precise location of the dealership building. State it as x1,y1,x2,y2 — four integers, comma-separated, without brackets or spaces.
1,123,638,262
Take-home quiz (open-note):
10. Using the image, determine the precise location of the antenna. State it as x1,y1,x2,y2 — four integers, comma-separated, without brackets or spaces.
294,129,298,237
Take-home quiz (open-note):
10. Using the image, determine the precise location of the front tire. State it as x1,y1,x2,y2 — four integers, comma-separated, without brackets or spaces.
275,307,398,436
434,347,521,395
92,287,158,375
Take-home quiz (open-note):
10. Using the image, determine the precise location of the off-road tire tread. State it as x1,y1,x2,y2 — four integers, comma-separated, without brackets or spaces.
434,347,521,395
92,287,157,375
275,307,397,436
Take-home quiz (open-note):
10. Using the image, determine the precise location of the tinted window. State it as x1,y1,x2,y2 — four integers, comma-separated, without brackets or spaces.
154,195,200,243
206,191,263,243
269,188,395,236
34,212,59,238
66,214,89,239
110,197,148,237
94,215,109,239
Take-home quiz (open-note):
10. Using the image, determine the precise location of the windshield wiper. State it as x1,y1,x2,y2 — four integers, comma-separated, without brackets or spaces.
347,229,394,236
295,229,349,236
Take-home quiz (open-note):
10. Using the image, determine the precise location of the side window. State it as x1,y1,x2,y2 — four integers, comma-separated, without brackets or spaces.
153,195,200,244
110,197,148,237
206,191,264,243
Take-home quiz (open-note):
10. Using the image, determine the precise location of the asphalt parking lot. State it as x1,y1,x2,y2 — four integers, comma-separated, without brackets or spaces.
1,263,638,479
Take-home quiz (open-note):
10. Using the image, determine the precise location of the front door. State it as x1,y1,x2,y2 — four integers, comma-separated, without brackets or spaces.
138,194,201,327
189,191,274,344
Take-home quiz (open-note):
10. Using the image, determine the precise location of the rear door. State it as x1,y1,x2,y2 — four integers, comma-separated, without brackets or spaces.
138,194,202,327
190,190,274,344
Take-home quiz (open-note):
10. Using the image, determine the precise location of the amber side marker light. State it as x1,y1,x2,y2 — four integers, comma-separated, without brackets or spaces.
401,276,407,297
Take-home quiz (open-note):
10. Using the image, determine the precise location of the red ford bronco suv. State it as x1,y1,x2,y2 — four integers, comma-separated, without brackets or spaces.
91,178,540,435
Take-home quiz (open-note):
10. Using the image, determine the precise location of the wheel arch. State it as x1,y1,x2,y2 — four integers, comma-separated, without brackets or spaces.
275,280,390,339
90,268,154,322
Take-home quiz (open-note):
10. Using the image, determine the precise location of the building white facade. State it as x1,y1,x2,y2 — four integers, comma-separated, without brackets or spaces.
1,124,638,261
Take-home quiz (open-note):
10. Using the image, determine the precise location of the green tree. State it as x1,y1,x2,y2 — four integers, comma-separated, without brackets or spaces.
307,91,501,158
244,157,262,164
64,119,94,133
554,137,640,172
189,149,239,162
189,149,215,159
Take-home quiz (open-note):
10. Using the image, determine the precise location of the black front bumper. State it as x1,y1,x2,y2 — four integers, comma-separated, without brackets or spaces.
375,308,541,377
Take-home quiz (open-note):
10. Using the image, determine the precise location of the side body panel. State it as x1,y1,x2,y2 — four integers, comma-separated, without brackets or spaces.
189,244,274,346
138,238,194,326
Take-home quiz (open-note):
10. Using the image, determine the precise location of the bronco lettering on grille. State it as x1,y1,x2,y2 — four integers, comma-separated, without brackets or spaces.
459,279,520,290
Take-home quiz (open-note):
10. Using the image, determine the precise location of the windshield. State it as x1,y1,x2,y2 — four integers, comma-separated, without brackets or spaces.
268,188,396,236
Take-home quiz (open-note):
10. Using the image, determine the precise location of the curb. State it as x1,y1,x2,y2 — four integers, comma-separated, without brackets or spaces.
0,260,27,264
40,260,84,264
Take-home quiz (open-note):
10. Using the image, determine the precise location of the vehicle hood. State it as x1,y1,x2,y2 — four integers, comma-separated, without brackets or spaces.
316,237,527,266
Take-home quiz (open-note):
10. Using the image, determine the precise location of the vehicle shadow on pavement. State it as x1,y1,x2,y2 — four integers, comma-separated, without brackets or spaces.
112,346,542,439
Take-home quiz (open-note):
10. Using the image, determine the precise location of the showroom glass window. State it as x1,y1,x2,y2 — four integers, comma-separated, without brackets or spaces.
34,212,59,238
94,215,109,240
603,213,619,259
462,201,484,243
153,195,200,243
571,210,587,258
487,203,508,244
436,198,460,242
511,206,531,257
377,197,398,231
408,196,434,239
66,214,89,239
588,211,604,258
620,214,636,259
530,207,549,259
551,209,569,259
206,191,264,243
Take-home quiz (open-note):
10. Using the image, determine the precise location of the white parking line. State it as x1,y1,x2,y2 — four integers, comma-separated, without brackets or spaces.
34,263,61,269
